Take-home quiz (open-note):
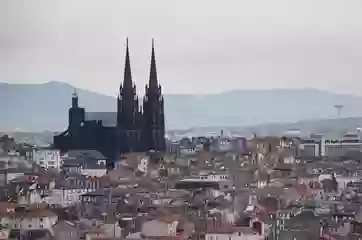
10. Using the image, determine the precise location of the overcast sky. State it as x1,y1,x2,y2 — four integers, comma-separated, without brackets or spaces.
1,0,362,96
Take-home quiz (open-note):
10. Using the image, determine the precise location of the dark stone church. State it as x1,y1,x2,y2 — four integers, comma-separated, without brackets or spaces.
53,39,166,164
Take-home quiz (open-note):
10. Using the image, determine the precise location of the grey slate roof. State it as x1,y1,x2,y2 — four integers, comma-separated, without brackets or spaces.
85,112,117,127
65,150,106,160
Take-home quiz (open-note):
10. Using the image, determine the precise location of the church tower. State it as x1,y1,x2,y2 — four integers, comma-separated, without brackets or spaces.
142,39,166,151
68,89,85,139
117,38,142,153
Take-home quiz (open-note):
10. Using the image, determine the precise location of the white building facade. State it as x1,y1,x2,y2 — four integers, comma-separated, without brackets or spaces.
31,149,62,171
299,133,362,159
1,209,58,231
45,188,94,207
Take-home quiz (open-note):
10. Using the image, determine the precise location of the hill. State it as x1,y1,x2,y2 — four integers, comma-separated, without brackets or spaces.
1,81,362,131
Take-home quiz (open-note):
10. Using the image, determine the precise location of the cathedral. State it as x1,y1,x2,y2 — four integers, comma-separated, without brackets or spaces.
53,39,166,163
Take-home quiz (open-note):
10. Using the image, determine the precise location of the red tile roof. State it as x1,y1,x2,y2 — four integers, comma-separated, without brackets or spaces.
206,226,257,235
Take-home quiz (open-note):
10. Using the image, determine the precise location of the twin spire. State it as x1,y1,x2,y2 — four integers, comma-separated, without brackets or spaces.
149,39,158,89
122,37,133,91
120,38,159,95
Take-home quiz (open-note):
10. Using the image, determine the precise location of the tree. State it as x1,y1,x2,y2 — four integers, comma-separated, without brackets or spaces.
0,135,16,153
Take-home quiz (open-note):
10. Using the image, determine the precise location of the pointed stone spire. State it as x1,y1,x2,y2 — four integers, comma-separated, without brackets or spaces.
149,38,158,90
122,37,133,92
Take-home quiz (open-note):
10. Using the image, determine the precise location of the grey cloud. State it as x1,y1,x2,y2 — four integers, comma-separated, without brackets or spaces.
1,0,362,95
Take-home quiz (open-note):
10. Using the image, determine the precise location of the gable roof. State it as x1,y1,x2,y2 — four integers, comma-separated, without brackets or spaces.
65,150,106,160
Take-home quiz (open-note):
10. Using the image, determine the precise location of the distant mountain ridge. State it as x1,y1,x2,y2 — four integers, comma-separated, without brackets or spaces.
1,81,362,132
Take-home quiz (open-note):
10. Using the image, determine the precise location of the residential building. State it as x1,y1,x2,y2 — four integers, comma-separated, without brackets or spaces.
0,207,58,232
141,217,179,237
31,149,62,171
61,156,107,177
299,132,362,158
48,187,93,207
206,226,263,240
175,172,232,190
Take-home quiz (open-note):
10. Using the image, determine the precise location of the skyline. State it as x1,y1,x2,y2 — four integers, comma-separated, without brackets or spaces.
1,0,362,96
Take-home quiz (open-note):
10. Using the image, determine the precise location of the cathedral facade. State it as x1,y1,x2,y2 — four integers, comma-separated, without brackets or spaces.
53,39,166,163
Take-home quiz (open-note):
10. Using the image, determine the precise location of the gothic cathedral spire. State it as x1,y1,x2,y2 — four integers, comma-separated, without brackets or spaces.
149,38,159,91
117,38,141,153
121,37,133,93
143,39,166,152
